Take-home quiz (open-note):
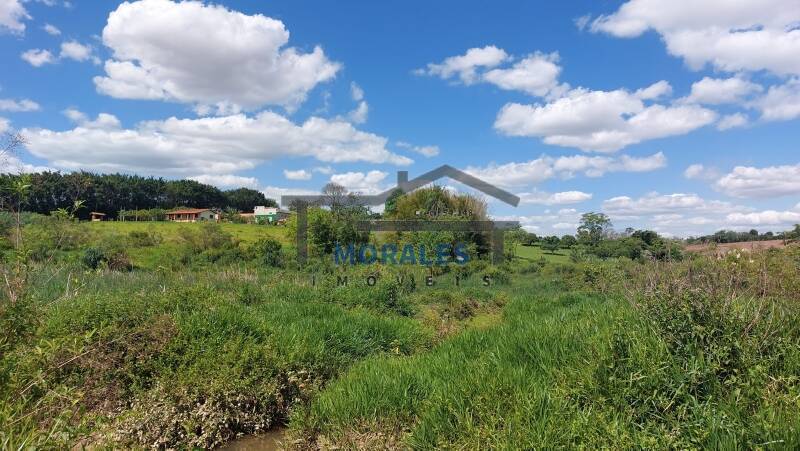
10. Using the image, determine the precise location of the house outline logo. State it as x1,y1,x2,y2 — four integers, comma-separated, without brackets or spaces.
282,165,521,264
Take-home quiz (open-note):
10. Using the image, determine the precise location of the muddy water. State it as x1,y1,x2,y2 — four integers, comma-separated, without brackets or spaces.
219,427,287,451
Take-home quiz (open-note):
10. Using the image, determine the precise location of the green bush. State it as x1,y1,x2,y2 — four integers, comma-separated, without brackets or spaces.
481,265,511,285
82,247,105,269
127,230,162,247
252,237,283,268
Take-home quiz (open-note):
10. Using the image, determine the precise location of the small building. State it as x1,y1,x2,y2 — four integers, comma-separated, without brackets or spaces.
90,212,107,222
254,206,290,224
166,208,217,222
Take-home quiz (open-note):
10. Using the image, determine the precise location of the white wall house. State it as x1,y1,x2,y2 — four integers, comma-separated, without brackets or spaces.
166,208,217,222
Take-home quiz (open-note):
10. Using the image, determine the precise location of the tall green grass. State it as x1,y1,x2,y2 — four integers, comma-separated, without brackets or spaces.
294,273,800,449
0,266,439,448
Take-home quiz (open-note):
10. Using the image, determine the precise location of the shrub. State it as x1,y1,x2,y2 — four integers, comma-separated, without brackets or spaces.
453,259,489,280
82,247,106,269
127,230,162,247
541,236,560,254
482,265,510,285
516,261,540,274
252,237,283,268
178,223,237,254
569,247,586,263
106,251,133,272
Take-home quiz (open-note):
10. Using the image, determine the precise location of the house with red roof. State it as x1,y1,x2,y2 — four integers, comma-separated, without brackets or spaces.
166,208,218,222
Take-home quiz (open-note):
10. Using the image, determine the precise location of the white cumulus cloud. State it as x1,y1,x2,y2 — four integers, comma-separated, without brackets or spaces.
0,0,29,34
602,192,742,217
715,164,800,198
330,170,388,194
482,52,568,97
396,141,440,158
284,169,312,181
59,40,93,62
494,83,716,152
589,0,800,76
518,190,593,205
21,49,56,67
684,76,763,105
189,174,259,189
419,47,566,98
0,98,40,112
417,45,509,84
683,163,720,181
23,111,412,176
0,155,54,175
753,78,800,122
42,23,60,35
94,0,340,113
717,113,749,130
726,209,800,226
466,152,666,188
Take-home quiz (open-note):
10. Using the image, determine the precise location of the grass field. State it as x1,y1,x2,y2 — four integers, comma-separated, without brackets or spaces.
2,221,800,449
88,220,290,244
513,243,571,263
81,221,290,269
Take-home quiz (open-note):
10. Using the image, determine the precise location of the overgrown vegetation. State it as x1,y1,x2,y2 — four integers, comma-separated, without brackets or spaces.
2,178,800,448
294,248,800,449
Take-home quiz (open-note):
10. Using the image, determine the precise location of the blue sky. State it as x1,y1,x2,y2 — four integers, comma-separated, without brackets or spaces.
1,0,799,236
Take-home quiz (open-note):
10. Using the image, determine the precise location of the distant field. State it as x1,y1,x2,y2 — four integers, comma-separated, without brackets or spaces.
513,244,570,263
89,220,289,244
685,239,788,254
85,221,290,269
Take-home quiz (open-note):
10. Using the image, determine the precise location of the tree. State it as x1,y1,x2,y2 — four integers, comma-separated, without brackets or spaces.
0,133,29,249
0,171,269,219
523,232,538,246
0,132,25,168
789,224,800,241
392,186,490,258
383,188,404,217
506,226,530,246
541,236,560,254
254,237,283,267
560,234,577,249
165,179,225,209
224,188,275,212
632,229,659,246
220,207,245,223
322,182,348,212
577,212,612,246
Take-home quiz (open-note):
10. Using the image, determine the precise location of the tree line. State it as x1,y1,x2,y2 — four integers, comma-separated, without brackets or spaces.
507,212,683,261
686,228,799,244
0,171,277,220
